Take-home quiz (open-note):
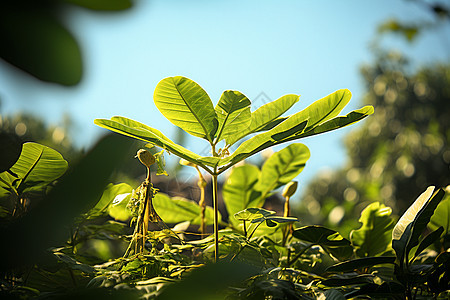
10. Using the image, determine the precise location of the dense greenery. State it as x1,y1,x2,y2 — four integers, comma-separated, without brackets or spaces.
1,76,448,299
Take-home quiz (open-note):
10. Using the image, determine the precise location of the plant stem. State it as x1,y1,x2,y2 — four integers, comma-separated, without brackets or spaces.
282,195,292,246
195,166,207,237
212,172,219,262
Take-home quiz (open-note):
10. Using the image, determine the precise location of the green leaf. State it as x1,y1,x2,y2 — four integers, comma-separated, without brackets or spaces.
219,119,308,170
326,257,396,273
256,143,310,192
293,225,353,260
2,142,68,196
293,225,349,246
219,91,372,171
88,183,132,218
222,165,263,225
299,89,352,131
392,186,436,241
94,116,220,170
350,202,395,257
226,94,299,146
234,208,297,227
294,105,375,139
392,186,445,265
214,90,251,144
0,9,82,85
234,207,275,221
153,76,217,142
108,193,132,221
153,193,220,226
413,226,444,259
429,190,450,234
262,215,298,224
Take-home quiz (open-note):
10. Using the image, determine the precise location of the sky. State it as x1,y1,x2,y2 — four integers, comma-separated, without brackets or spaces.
1,0,449,192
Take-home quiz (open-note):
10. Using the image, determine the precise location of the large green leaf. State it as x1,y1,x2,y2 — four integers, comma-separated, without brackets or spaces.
413,226,444,259
293,225,350,246
294,106,374,140
392,186,436,241
392,186,445,265
94,116,220,170
429,189,450,234
0,142,68,197
222,165,263,225
226,94,299,146
153,193,220,226
350,202,395,257
234,207,275,221
406,188,445,256
153,76,218,142
0,9,82,85
302,89,352,128
87,183,132,219
218,119,309,171
293,225,353,260
256,143,310,192
219,93,373,172
214,90,251,144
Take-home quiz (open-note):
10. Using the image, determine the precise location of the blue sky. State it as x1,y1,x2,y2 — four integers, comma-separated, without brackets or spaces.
1,0,449,190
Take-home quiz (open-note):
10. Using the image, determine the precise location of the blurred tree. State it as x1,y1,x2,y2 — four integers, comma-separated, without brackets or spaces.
296,0,450,236
0,112,83,162
377,0,450,43
296,52,450,235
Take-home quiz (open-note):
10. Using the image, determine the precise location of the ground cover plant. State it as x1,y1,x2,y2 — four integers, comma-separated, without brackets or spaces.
0,76,449,299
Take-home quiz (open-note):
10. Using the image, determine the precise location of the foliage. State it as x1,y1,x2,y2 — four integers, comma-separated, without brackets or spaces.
1,77,449,299
95,76,372,261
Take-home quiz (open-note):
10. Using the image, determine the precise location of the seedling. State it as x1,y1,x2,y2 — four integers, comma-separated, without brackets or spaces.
95,76,374,261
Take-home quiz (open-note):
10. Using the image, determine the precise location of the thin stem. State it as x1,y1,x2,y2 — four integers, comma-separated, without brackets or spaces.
282,196,292,246
195,166,207,237
212,172,219,262
243,220,247,239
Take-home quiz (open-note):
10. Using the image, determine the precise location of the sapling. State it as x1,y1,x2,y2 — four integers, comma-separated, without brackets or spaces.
95,76,374,262
124,149,180,257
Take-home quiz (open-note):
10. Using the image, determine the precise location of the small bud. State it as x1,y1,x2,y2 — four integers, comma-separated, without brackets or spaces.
179,158,196,167
282,181,298,198
135,149,155,167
